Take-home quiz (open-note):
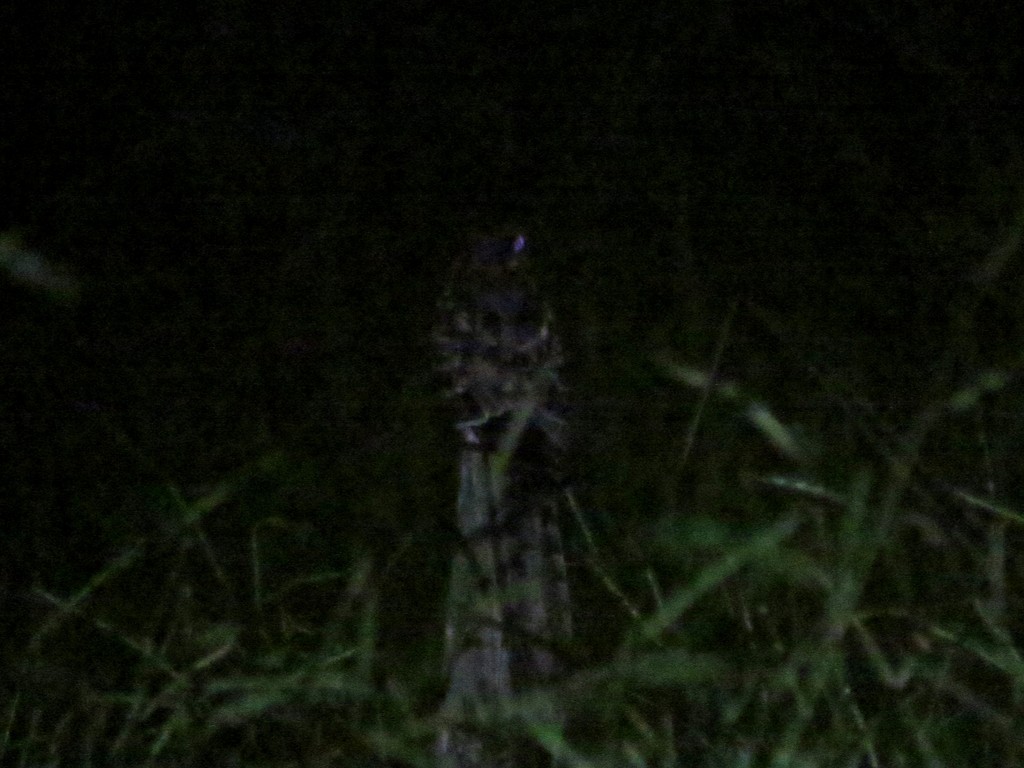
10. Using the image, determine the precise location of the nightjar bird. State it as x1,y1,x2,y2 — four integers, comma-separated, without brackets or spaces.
434,233,566,456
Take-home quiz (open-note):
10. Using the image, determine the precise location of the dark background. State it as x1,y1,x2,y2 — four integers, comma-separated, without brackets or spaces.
2,0,1023,681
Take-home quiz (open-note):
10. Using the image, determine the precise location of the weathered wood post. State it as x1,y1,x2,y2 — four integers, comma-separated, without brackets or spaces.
434,234,572,768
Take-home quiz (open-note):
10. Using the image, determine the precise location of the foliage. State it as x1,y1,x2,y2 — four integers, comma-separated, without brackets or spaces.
3,3,1024,765
5,250,1024,766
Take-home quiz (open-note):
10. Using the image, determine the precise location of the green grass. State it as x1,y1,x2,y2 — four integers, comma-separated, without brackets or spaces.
4,325,1024,767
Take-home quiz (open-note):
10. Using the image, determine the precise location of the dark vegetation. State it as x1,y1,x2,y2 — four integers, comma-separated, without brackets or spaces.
2,1,1023,765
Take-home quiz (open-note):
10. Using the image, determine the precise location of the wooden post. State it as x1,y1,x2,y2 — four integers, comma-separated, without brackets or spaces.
435,235,571,768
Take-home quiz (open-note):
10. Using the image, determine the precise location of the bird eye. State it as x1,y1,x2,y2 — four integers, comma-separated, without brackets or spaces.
471,234,527,266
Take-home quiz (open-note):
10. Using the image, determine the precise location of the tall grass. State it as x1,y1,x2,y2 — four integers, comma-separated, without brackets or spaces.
4,303,1023,767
